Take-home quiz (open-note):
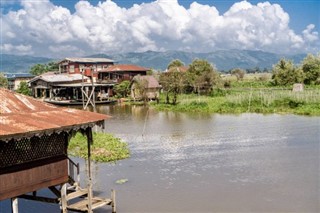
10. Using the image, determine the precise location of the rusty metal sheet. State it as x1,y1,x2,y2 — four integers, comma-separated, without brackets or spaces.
0,88,109,141
101,64,150,72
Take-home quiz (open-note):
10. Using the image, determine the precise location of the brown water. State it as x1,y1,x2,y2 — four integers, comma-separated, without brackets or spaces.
1,104,319,213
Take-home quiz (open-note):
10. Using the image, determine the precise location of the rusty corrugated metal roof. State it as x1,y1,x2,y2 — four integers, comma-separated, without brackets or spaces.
0,88,109,141
29,72,88,84
101,64,150,72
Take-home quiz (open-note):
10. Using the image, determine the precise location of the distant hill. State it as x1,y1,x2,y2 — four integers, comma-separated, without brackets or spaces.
0,54,54,73
88,50,306,71
1,50,307,73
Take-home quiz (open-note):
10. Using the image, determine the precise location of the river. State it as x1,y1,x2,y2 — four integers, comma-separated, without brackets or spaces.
1,104,319,212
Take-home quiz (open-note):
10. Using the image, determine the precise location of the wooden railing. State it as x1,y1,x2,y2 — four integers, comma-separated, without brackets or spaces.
67,157,80,188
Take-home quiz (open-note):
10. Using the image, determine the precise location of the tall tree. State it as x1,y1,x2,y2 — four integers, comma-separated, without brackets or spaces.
301,53,320,85
30,61,59,76
272,59,305,86
159,71,186,105
186,59,220,94
30,64,47,76
167,59,184,70
0,73,8,88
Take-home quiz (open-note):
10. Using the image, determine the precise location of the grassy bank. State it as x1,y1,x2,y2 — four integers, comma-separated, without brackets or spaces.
69,132,130,162
152,89,320,116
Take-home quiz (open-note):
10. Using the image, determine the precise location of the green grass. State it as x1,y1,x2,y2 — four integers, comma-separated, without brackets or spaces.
152,89,320,116
69,132,130,162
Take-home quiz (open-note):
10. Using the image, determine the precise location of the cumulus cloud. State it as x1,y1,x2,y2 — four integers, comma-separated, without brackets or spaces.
1,0,319,57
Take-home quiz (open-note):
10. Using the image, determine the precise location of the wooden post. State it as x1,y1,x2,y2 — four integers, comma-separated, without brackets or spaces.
61,183,67,213
86,127,93,213
11,197,18,213
111,189,116,213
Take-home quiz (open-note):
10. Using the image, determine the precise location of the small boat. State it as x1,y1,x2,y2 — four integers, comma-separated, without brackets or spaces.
44,99,116,106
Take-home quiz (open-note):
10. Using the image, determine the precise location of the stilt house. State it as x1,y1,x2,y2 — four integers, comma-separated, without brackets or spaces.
0,88,116,213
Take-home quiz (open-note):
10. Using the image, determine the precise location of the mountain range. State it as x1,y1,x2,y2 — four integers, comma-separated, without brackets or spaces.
1,50,307,73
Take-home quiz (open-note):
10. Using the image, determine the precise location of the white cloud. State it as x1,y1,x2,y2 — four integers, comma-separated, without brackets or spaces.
1,0,319,57
1,43,33,55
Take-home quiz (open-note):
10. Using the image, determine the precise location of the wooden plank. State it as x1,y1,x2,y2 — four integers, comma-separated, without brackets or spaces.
66,189,88,201
0,159,68,200
67,197,112,212
92,199,112,210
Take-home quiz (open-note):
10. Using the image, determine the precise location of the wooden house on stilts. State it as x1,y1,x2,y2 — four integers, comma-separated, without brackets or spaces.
0,88,116,212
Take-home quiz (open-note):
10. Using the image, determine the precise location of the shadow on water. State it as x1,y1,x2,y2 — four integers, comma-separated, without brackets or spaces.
1,104,319,212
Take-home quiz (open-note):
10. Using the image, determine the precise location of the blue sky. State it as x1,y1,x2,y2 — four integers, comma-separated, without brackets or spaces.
1,0,319,57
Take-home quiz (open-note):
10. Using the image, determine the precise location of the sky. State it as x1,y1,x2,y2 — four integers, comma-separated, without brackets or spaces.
1,0,319,57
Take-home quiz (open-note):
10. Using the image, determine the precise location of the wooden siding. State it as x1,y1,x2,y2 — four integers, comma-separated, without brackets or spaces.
0,159,68,200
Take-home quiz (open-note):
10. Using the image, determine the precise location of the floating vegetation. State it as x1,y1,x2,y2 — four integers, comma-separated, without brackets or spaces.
115,179,129,184
69,132,130,162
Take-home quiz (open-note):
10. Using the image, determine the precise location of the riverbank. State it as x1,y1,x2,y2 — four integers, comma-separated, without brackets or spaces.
152,89,320,116
69,132,130,162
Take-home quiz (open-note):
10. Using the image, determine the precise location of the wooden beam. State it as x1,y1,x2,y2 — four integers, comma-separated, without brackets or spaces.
18,194,59,204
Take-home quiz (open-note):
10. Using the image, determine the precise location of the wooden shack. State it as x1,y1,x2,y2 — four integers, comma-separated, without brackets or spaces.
0,88,116,213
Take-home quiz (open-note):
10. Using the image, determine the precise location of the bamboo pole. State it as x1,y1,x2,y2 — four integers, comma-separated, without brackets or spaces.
86,128,93,213
11,197,18,213
111,189,116,213
60,183,67,213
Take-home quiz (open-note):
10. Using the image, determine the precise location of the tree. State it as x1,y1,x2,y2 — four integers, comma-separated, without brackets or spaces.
0,73,8,88
131,76,148,103
272,59,305,86
46,61,59,71
186,59,220,94
16,81,31,96
30,61,59,76
301,53,320,85
113,80,131,98
231,68,246,81
159,71,186,105
30,64,47,76
167,59,184,70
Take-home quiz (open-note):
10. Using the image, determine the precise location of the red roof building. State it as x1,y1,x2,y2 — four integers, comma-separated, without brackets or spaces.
99,64,150,83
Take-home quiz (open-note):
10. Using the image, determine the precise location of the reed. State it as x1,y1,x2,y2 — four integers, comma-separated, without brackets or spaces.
153,89,320,115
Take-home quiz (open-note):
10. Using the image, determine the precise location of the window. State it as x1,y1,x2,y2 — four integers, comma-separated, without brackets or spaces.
69,65,75,73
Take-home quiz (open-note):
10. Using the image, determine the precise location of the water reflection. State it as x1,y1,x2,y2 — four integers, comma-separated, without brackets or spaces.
1,104,319,213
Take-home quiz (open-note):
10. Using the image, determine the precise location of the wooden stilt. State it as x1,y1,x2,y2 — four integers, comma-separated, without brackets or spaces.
12,197,18,213
61,183,67,213
111,189,116,213
86,127,93,213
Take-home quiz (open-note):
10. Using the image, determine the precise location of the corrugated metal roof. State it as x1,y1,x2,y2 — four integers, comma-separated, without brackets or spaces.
0,88,109,142
29,72,88,83
61,57,114,63
5,73,35,79
101,64,150,72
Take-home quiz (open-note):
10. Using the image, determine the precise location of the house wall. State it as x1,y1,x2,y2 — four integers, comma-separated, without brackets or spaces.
0,159,68,200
